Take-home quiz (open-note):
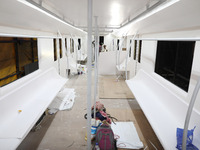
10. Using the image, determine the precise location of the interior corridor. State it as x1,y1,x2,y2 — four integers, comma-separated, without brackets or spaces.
17,72,163,150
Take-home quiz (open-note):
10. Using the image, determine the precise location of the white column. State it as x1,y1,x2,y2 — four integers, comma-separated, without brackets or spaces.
87,0,92,149
93,16,98,120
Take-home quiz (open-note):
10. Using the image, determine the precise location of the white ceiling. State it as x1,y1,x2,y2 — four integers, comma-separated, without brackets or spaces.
0,0,200,37
0,0,162,36
42,0,151,27
114,0,200,36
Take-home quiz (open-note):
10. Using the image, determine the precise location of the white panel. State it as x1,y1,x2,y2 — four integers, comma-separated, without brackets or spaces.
114,0,200,36
126,70,200,149
59,38,68,78
98,51,116,75
111,122,143,149
104,34,115,51
45,0,148,27
38,38,57,71
0,68,67,149
0,0,86,36
140,41,157,73
187,41,200,111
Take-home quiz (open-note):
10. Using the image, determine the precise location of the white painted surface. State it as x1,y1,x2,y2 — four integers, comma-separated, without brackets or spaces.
114,0,200,36
59,38,68,78
140,40,157,73
104,34,115,51
44,0,150,27
0,68,67,149
98,51,127,75
38,38,57,71
111,122,143,149
126,70,200,149
48,88,75,111
137,36,200,112
98,51,116,75
0,0,86,36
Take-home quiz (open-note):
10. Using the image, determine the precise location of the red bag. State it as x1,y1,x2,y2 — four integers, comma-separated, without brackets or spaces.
92,101,104,111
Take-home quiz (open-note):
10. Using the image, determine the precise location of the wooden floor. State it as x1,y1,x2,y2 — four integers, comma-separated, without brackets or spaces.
99,75,134,99
17,73,163,150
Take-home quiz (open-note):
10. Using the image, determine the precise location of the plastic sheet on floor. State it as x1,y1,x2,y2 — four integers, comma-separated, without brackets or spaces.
48,88,75,114
111,122,143,149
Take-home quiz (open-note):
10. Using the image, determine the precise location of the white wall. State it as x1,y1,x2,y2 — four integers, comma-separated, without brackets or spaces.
59,38,68,78
98,51,116,75
98,51,127,75
136,29,200,112
0,26,86,97
38,38,69,78
104,34,116,51
38,38,57,71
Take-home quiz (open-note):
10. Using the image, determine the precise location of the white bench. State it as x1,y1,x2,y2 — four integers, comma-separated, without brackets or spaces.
116,58,131,80
116,58,131,72
126,69,200,149
0,67,67,150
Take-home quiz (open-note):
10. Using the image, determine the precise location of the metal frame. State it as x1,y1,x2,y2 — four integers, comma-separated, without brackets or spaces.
87,0,92,149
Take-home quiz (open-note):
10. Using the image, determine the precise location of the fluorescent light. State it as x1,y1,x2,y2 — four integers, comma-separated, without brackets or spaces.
110,2,121,25
134,0,180,24
113,0,180,35
107,25,121,28
17,0,85,33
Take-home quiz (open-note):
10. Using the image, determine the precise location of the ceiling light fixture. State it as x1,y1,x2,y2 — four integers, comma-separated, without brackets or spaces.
118,0,180,32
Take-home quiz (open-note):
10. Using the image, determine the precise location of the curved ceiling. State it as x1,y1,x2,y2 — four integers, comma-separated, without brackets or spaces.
0,0,161,36
113,0,200,37
0,0,200,37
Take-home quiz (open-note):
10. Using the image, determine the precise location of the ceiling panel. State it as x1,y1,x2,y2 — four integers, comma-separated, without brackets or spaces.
0,0,86,36
42,0,150,28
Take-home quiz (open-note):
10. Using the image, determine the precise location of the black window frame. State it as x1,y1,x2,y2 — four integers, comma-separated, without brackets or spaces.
59,39,63,58
53,39,57,61
155,40,195,92
138,40,142,63
133,40,137,60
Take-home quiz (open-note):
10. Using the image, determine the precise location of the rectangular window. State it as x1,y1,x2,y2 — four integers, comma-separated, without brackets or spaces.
138,40,142,63
65,38,67,50
70,38,74,53
133,40,137,60
155,41,195,92
59,39,62,58
78,38,81,50
53,39,57,61
0,37,38,87
129,39,132,57
99,36,104,45
117,39,120,50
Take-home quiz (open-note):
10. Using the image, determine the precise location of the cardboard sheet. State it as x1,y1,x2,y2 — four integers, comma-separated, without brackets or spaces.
111,122,143,149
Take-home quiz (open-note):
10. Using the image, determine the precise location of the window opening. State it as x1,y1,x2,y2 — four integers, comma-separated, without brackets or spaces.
117,39,120,50
138,40,142,63
133,40,137,60
78,38,81,50
129,39,132,57
99,36,104,45
155,40,195,92
70,38,74,53
0,37,38,87
54,39,57,61
65,38,67,51
59,39,62,58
